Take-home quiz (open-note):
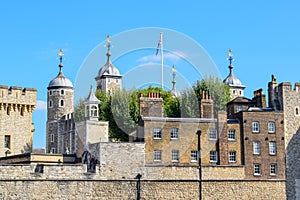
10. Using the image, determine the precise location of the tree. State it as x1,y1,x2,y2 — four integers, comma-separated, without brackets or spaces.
179,88,200,118
73,98,85,123
193,76,230,115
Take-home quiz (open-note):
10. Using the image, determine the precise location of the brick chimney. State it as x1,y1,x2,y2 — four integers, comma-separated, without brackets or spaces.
252,88,266,108
139,92,163,117
200,90,214,118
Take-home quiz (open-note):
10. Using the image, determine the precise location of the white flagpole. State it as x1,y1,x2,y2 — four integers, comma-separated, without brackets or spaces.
160,32,164,89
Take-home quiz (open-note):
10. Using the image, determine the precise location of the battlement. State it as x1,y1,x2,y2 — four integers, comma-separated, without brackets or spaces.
0,85,37,106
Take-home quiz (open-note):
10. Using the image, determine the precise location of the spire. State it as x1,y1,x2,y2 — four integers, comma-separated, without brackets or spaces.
58,49,64,73
106,35,111,63
227,49,234,75
84,85,101,104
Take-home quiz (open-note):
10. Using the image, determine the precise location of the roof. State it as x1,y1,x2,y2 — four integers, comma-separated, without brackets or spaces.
223,66,245,88
142,117,216,123
48,67,73,89
84,86,100,104
228,96,252,104
96,52,122,79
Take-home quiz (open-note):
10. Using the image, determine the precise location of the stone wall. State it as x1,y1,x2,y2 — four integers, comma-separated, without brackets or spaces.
0,179,285,199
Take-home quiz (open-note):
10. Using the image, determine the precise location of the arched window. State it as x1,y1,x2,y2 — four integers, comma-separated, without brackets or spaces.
295,107,299,116
91,105,98,117
49,100,53,108
60,99,64,107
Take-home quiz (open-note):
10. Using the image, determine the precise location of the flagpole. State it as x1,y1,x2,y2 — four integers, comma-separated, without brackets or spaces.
160,32,164,89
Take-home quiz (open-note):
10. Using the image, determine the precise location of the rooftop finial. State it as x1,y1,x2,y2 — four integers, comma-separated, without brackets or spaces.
58,49,63,72
171,65,179,97
227,49,234,73
106,35,111,59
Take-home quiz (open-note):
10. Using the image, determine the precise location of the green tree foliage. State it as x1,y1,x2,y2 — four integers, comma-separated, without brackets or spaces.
193,76,230,114
73,98,85,123
179,89,200,118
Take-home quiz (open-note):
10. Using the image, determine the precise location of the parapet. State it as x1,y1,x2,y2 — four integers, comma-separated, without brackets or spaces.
278,82,300,93
0,85,37,106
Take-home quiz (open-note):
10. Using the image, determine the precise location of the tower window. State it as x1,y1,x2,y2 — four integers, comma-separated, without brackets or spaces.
21,106,25,116
295,107,299,116
49,90,53,96
49,100,53,108
7,105,11,116
60,90,64,95
59,99,64,107
4,135,11,149
91,105,98,117
50,133,54,142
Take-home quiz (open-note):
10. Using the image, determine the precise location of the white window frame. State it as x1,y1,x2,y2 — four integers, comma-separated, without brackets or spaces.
60,89,64,95
171,128,179,140
59,99,64,107
153,128,162,139
190,150,198,162
228,129,236,141
171,150,179,162
252,121,260,133
268,122,276,133
270,164,277,175
253,141,261,155
209,129,217,140
154,150,162,162
209,151,218,163
254,164,261,175
269,141,276,155
229,151,236,163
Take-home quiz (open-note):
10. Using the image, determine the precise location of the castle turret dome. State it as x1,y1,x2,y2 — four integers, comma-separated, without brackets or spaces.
97,53,121,78
48,64,73,89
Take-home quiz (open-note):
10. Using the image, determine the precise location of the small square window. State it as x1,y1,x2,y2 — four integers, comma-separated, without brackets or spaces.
153,128,162,139
210,151,218,163
254,164,261,175
154,150,162,161
171,150,179,162
229,151,236,163
60,90,64,95
252,122,260,133
228,129,236,141
171,128,178,140
270,164,277,175
209,129,217,140
190,150,198,162
268,122,275,133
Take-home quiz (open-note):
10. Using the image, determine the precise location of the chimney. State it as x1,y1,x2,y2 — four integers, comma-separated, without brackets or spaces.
139,92,163,117
252,88,266,108
200,90,214,118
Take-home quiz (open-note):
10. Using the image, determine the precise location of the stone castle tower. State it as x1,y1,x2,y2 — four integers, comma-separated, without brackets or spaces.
268,74,300,199
95,35,122,93
46,50,75,154
223,49,245,99
0,86,36,157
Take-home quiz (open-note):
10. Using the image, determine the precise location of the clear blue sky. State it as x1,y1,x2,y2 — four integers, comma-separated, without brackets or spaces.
0,1,299,148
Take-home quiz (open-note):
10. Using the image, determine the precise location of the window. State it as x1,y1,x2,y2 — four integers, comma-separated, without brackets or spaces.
209,129,217,140
153,128,162,139
49,100,53,108
210,151,218,163
50,133,54,142
229,151,236,162
253,141,261,155
237,106,242,112
171,150,179,162
270,164,277,175
90,105,98,117
254,164,261,175
20,106,25,116
49,90,53,96
171,128,178,140
7,105,11,115
116,79,119,83
60,90,64,95
191,150,198,162
154,150,162,161
268,122,275,133
228,129,236,141
296,107,299,116
269,142,276,155
60,99,64,107
4,135,11,149
252,121,260,133
50,148,55,154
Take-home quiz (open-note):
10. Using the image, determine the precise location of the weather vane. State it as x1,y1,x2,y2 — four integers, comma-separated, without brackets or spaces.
58,49,64,71
106,35,111,52
227,49,234,66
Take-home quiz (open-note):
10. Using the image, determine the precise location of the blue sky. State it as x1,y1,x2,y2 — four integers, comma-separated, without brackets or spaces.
0,1,299,148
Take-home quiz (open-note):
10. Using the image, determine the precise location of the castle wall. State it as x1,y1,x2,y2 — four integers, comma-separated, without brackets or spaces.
0,86,36,157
